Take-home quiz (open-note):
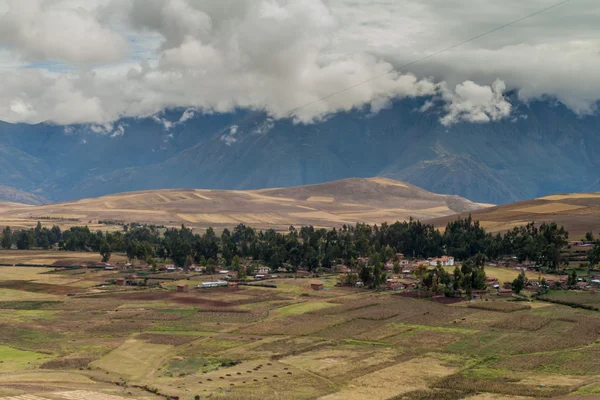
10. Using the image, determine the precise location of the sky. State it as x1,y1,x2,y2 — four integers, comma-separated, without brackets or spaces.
0,0,598,129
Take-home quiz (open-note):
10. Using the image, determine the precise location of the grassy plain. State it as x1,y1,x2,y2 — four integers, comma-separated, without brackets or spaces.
0,263,600,399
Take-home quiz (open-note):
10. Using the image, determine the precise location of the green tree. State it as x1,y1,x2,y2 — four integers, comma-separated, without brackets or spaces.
588,243,600,273
512,270,526,294
567,270,578,287
232,255,241,271
1,226,12,249
99,241,111,262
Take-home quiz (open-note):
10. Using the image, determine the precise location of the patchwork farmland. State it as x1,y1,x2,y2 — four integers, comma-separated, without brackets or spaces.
1,265,600,399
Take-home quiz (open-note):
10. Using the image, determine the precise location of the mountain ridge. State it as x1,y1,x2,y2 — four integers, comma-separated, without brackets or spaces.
0,97,599,204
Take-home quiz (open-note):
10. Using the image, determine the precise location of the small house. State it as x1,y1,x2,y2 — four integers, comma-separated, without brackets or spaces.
498,288,513,297
428,256,455,267
176,284,188,292
311,282,324,291
334,265,351,273
166,265,176,272
257,266,270,275
116,278,126,286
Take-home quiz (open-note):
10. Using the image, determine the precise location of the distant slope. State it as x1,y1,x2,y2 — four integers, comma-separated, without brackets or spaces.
0,177,488,231
427,192,600,238
0,186,49,205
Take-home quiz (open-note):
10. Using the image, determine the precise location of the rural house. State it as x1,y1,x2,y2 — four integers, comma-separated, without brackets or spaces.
257,266,270,275
428,256,455,267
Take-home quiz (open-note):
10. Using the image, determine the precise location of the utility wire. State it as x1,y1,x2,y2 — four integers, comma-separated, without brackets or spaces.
284,0,574,117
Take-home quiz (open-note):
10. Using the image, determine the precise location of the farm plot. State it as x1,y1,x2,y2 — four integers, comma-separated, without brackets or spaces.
494,345,600,376
136,332,200,345
313,318,385,340
468,301,531,313
0,346,53,372
179,335,256,357
282,346,400,382
320,356,457,400
90,338,172,380
384,329,468,350
268,301,336,318
491,313,551,331
238,314,348,336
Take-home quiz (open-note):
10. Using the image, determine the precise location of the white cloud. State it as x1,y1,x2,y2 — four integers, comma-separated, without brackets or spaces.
221,124,239,146
0,0,127,64
440,80,512,125
0,0,598,126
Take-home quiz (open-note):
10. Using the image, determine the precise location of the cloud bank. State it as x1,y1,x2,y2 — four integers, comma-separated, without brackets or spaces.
0,0,598,126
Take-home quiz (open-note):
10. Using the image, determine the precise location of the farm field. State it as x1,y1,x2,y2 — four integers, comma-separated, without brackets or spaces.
1,265,600,399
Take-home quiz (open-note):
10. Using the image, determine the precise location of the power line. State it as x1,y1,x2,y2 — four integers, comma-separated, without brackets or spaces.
284,0,574,117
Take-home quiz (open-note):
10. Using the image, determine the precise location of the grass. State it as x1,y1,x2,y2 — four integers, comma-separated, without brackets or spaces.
0,288,61,301
0,345,53,372
269,301,336,318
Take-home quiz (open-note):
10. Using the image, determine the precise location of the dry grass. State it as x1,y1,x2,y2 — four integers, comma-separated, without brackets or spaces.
319,357,457,400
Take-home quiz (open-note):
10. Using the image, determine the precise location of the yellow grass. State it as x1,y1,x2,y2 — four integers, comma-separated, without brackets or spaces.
90,339,172,380
319,357,456,400
306,196,335,203
442,266,554,284
53,391,133,400
539,193,600,201
514,203,585,214
0,289,61,301
369,177,408,188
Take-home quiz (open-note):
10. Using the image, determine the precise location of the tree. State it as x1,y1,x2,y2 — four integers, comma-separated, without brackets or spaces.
512,270,526,294
1,226,12,249
414,264,428,288
232,255,241,271
99,241,111,262
568,270,578,287
588,243,600,273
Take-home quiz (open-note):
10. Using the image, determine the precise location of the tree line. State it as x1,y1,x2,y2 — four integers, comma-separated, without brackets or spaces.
0,216,582,274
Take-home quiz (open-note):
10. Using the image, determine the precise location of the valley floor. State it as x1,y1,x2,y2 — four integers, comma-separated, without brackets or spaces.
0,263,599,399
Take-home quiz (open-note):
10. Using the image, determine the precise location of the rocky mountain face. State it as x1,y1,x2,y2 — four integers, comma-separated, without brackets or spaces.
0,98,598,204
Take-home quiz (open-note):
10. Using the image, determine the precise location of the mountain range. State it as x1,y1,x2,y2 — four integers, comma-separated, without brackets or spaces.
1,96,599,204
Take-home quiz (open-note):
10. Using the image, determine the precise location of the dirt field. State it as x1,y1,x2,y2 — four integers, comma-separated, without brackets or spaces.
0,262,599,399
0,177,487,231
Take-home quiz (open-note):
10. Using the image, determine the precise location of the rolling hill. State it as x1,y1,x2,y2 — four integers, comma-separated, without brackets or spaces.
0,177,487,231
427,192,600,238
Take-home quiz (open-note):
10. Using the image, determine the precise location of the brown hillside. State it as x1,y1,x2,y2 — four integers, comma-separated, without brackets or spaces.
0,177,487,231
427,192,600,238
